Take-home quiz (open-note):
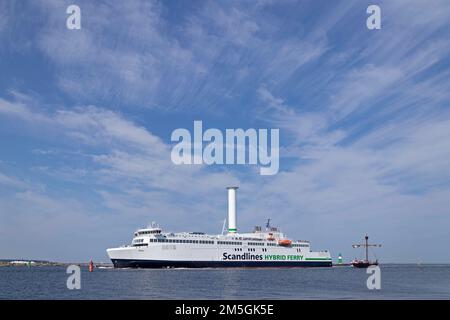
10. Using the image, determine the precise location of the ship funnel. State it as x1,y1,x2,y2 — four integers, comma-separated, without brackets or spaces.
227,187,238,234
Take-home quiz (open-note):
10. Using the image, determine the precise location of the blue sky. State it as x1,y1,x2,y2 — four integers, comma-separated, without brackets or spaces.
1,0,450,263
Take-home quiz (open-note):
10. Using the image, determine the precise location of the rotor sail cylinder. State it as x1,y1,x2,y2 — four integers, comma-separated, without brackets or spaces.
227,187,238,234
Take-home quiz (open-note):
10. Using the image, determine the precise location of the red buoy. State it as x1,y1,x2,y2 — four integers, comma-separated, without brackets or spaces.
88,260,94,272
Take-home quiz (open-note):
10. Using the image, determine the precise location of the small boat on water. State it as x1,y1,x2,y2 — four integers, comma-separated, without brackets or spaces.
351,259,378,268
351,235,381,268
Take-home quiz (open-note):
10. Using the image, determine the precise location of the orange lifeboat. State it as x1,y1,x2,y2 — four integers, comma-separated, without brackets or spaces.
278,239,292,246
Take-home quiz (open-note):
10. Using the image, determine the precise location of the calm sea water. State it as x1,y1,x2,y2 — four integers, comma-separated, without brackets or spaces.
0,264,449,299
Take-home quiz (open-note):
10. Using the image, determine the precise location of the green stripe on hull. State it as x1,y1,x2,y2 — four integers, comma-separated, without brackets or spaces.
305,258,332,261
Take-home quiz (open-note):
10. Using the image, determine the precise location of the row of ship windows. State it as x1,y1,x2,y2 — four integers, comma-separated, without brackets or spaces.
217,241,242,245
138,230,161,235
248,242,264,246
149,239,214,244
139,238,310,247
134,243,306,252
233,248,269,252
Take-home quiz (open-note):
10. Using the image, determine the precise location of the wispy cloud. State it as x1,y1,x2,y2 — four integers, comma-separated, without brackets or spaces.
1,1,450,262
0,172,28,189
0,95,240,260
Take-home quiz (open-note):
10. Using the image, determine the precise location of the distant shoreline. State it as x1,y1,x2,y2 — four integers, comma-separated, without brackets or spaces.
1,259,449,268
0,259,113,267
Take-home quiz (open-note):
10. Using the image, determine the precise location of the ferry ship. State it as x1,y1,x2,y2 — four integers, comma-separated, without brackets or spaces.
106,187,332,268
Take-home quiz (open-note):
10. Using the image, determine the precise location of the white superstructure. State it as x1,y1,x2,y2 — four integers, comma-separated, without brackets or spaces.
107,187,332,268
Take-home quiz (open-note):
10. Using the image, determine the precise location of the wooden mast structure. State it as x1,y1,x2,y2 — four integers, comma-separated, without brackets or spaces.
351,235,381,268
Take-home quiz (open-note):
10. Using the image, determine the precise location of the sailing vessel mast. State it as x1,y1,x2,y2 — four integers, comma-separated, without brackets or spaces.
351,235,381,268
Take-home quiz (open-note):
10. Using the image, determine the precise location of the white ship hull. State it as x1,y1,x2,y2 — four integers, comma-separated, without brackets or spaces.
107,239,332,268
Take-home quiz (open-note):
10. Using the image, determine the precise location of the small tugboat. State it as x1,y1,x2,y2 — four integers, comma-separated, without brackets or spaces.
351,235,381,268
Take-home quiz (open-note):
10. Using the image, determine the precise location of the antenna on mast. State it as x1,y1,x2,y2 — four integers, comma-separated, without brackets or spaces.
266,218,271,230
221,219,227,235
